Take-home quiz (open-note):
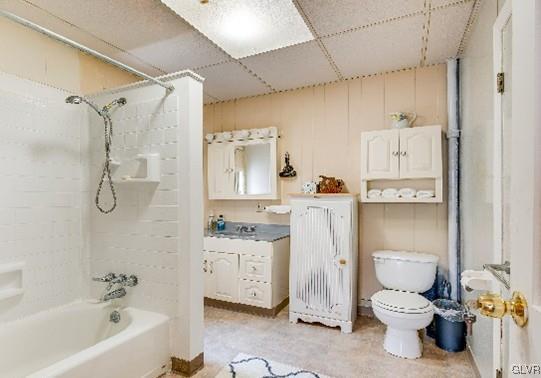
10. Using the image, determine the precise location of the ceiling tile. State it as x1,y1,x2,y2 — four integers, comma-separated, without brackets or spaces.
426,2,474,64
240,41,339,91
431,0,474,8
162,0,314,59
24,0,229,72
322,15,424,79
195,62,270,101
297,0,425,37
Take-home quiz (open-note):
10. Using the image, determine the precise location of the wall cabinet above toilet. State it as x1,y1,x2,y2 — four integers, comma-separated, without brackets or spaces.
361,125,442,180
360,125,443,203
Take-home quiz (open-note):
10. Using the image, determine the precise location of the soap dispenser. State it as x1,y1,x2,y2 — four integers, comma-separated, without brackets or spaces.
216,215,225,231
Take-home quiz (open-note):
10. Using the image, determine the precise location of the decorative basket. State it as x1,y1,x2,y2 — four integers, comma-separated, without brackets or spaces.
317,175,344,193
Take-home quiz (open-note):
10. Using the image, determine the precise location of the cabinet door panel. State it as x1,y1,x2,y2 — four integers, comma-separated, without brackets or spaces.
208,251,239,302
399,126,442,178
360,130,399,179
203,251,215,299
207,143,233,198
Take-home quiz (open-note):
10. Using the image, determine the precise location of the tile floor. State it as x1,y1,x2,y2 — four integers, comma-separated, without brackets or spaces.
168,305,477,378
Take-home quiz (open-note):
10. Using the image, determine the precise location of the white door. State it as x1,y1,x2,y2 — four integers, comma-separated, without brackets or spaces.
207,143,233,198
360,129,399,179
399,126,442,179
490,2,541,376
502,0,541,374
290,199,352,321
206,251,239,303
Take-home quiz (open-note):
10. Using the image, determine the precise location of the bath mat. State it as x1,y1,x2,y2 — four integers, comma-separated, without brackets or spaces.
215,353,329,378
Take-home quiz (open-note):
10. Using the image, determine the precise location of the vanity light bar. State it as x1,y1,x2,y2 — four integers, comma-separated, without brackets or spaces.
205,127,278,143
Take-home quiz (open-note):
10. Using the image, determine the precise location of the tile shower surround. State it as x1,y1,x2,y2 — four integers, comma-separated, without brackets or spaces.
0,72,84,322
88,94,182,317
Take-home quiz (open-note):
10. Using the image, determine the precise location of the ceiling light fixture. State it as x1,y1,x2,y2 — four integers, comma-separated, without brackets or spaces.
161,0,314,59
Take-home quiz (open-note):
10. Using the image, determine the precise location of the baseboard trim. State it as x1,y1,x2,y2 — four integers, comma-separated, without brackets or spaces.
204,297,289,318
171,353,204,377
358,299,374,318
465,346,482,378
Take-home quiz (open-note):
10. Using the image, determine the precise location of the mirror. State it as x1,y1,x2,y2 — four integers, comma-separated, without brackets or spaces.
233,143,271,195
207,135,278,200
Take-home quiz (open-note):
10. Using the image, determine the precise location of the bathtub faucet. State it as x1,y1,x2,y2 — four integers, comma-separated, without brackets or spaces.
92,272,138,302
102,287,127,301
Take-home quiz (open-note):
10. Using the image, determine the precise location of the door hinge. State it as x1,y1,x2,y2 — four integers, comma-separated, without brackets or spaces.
496,368,503,378
497,72,505,94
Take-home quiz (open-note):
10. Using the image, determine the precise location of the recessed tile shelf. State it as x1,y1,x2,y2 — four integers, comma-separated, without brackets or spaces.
0,261,24,301
110,153,161,185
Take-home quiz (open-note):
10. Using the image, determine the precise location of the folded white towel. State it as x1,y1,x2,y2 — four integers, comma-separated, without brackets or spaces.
416,190,435,199
382,188,399,198
367,189,382,199
398,188,417,198
265,205,291,214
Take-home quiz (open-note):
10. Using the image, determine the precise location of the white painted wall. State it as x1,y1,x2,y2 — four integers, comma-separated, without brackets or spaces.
0,71,85,322
87,73,204,361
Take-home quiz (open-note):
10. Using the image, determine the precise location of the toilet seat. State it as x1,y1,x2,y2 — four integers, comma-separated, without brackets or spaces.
372,290,432,314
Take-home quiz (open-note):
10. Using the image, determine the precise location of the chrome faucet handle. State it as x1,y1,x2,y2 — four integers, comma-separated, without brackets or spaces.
92,273,116,282
111,273,127,284
125,275,138,287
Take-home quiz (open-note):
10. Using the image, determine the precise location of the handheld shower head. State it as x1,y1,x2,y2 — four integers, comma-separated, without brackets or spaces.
102,97,127,112
65,95,83,104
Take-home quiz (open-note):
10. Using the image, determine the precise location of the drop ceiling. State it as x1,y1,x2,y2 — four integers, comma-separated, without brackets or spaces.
1,0,477,103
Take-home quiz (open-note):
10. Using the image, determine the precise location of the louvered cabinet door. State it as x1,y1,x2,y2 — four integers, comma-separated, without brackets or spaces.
290,199,352,321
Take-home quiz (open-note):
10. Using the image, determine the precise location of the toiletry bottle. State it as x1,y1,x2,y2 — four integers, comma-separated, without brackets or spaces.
207,213,215,232
216,215,225,231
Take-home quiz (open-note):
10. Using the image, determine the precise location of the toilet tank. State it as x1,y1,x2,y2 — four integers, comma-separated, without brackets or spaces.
373,250,438,293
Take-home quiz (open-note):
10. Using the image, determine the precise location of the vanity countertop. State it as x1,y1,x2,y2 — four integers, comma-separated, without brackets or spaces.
205,222,290,242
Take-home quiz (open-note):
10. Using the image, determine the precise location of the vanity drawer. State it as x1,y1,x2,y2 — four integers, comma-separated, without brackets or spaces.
240,255,271,283
238,279,272,308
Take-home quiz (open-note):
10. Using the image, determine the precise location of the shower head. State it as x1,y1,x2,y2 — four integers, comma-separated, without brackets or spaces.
65,95,83,104
102,97,127,112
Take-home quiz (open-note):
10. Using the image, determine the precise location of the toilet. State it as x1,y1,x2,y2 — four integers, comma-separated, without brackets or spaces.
371,250,438,359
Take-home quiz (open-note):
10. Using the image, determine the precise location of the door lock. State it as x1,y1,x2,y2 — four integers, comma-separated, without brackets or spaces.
467,291,528,327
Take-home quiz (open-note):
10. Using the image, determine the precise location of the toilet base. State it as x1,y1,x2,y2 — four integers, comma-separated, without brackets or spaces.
383,327,423,359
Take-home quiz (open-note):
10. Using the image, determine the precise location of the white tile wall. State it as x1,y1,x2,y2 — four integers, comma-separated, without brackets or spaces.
87,94,181,318
85,76,206,362
0,72,85,322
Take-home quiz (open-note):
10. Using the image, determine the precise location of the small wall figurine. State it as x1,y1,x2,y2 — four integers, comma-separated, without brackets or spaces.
317,175,344,193
279,152,297,178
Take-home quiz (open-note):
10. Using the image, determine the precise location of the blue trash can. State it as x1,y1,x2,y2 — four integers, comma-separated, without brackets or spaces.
432,299,466,352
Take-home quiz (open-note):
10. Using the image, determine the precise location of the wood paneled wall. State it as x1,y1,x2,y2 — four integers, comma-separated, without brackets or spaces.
204,64,448,302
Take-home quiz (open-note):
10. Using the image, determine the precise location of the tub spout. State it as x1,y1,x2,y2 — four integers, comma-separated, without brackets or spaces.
102,287,127,302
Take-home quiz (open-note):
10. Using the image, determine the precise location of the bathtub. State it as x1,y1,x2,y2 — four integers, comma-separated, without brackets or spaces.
0,301,170,378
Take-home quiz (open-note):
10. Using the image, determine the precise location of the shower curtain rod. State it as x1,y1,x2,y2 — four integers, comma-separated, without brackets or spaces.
0,10,175,93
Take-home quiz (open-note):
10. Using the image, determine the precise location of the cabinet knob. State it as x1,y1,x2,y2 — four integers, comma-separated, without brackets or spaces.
392,151,399,157
339,258,347,266
401,151,407,157
251,265,257,272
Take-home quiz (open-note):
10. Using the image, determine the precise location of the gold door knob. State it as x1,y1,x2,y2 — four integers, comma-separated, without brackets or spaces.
339,258,347,266
467,291,528,327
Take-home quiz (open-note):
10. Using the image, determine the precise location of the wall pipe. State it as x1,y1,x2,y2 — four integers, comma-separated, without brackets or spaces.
447,59,461,302
0,10,175,93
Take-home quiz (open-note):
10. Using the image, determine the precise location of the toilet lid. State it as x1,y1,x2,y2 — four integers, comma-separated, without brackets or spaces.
371,290,432,314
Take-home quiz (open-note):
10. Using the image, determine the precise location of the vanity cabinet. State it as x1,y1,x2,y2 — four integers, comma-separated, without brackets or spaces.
203,251,239,302
203,236,290,314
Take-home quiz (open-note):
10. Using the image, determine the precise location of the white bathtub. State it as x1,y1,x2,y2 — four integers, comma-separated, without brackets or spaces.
0,301,170,378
